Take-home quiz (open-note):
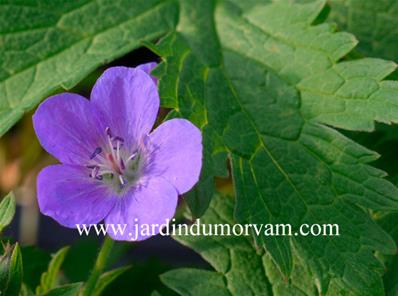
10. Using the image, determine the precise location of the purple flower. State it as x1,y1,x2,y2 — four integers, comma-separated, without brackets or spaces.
33,63,202,241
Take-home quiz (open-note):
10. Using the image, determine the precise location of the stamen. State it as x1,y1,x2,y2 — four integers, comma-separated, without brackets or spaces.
87,127,145,189
90,166,99,178
97,169,114,175
90,147,102,159
105,127,112,138
107,153,122,174
126,152,137,164
116,140,121,165
120,158,125,170
107,133,117,162
119,175,126,185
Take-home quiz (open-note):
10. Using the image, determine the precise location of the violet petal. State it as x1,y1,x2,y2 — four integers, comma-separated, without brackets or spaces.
33,93,104,165
37,164,117,228
147,118,202,194
136,62,158,85
105,177,178,241
90,66,159,148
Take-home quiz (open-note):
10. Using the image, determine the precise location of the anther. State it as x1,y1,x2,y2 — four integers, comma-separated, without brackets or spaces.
113,136,124,143
105,127,112,138
90,147,102,159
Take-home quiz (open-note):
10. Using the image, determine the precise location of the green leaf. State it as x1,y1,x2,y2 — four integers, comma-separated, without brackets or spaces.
0,192,16,233
92,266,130,296
101,258,178,296
328,0,398,61
163,194,334,296
153,0,398,294
21,246,52,291
0,243,23,296
162,194,272,296
20,283,35,296
376,213,398,296
162,269,230,296
164,194,357,296
0,0,178,137
36,247,70,294
40,283,82,296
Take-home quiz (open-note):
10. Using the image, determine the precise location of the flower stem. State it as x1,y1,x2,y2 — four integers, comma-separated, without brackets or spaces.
81,236,114,296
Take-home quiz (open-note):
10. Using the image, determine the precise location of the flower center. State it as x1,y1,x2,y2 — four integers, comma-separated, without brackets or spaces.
87,127,145,191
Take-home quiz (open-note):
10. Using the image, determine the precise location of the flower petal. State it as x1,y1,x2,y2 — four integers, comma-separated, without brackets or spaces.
33,93,104,165
90,66,159,148
136,62,158,84
105,177,178,241
37,164,116,228
147,119,202,194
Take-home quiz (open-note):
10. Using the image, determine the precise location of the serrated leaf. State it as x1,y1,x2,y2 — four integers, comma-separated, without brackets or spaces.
40,283,82,296
0,243,23,296
328,0,398,61
0,0,178,137
162,194,272,296
163,194,338,296
36,246,70,294
376,213,398,296
153,0,398,294
0,192,16,233
164,194,358,296
92,266,130,296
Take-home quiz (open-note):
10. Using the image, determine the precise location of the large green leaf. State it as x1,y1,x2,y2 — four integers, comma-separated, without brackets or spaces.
162,194,348,296
328,0,398,61
152,0,398,294
0,0,178,137
161,194,273,296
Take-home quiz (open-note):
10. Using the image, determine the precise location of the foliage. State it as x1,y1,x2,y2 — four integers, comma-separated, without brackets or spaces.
2,0,398,295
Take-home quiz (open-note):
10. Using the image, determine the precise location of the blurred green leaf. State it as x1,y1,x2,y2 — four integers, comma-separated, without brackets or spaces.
40,283,82,296
103,259,178,296
36,246,70,294
20,283,35,296
0,192,16,233
63,240,98,283
21,246,51,291
0,243,23,296
93,266,130,296
0,0,178,137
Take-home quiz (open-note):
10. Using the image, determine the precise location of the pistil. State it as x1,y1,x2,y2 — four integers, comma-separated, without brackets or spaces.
87,127,143,189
